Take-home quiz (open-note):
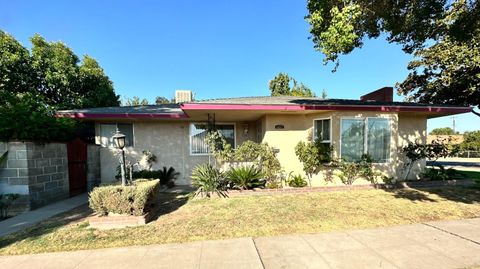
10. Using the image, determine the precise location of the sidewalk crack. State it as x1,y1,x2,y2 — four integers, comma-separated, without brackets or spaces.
422,222,480,245
252,237,265,269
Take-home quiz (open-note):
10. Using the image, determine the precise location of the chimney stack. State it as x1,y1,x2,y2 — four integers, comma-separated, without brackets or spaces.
360,87,393,102
175,90,193,103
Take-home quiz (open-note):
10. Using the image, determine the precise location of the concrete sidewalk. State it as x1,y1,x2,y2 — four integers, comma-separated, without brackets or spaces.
0,193,88,237
1,218,479,269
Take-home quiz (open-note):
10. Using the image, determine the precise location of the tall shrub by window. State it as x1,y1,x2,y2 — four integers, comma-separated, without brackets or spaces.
190,123,235,155
340,118,391,162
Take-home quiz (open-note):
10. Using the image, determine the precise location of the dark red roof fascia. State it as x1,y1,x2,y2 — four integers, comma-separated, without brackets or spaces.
181,103,472,114
56,112,188,119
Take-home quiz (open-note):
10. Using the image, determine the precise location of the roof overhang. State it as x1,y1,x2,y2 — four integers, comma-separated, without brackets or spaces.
181,103,473,114
56,112,188,119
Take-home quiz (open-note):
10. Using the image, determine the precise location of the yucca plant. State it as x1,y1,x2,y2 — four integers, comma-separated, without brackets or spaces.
225,165,265,190
191,164,227,198
159,166,180,187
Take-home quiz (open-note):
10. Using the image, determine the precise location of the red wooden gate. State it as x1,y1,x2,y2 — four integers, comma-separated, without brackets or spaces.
67,138,87,196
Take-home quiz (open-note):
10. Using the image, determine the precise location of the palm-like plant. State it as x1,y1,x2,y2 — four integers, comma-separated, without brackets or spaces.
191,164,227,198
158,166,180,186
225,165,265,190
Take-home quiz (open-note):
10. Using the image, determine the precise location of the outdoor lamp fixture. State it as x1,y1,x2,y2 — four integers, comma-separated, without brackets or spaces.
112,130,127,186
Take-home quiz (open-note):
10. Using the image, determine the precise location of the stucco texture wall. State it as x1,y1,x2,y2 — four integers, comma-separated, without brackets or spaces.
261,111,426,186
98,121,257,185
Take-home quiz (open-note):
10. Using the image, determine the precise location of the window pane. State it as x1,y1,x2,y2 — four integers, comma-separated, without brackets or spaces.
367,118,390,162
216,124,235,148
100,124,116,147
118,123,134,147
341,119,365,161
190,123,209,154
322,119,330,141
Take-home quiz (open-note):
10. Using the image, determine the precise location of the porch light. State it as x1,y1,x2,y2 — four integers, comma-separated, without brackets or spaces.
112,130,127,186
112,131,126,149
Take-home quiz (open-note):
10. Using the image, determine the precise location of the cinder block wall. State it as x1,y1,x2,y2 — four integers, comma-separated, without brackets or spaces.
0,142,70,213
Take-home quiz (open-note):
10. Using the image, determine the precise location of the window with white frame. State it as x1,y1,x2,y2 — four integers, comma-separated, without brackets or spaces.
313,118,331,145
340,118,391,163
99,123,134,148
190,123,235,155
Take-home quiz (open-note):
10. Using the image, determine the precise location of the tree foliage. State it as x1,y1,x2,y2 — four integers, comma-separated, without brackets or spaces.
269,72,316,97
0,31,120,109
155,96,174,104
429,127,458,135
306,0,480,113
459,131,480,151
123,96,149,106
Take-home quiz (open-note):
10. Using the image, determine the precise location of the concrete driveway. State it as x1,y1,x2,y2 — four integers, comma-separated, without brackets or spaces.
1,218,479,269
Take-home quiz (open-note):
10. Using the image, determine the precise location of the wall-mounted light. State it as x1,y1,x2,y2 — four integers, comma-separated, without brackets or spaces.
243,124,249,135
275,124,285,130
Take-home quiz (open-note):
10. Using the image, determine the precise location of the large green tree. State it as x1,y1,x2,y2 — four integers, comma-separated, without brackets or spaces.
429,127,458,135
0,31,119,110
306,0,480,115
269,72,316,97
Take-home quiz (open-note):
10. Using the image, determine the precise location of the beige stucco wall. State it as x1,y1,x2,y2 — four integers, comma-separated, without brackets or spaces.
97,121,257,185
261,111,426,186
96,112,427,185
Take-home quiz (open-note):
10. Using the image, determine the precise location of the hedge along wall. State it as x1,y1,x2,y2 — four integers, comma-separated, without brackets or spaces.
0,142,69,213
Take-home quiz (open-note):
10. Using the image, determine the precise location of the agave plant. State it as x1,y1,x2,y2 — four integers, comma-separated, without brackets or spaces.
159,166,180,186
191,164,227,198
225,165,265,190
287,172,308,188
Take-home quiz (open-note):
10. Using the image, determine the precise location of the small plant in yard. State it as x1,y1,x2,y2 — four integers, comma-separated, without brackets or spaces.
287,172,308,187
422,166,456,181
89,179,160,216
295,139,334,186
402,138,453,180
158,166,180,187
336,155,380,185
0,193,20,219
225,165,265,190
191,163,228,198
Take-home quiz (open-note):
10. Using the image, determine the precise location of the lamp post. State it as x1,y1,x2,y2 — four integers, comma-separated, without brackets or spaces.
112,130,127,186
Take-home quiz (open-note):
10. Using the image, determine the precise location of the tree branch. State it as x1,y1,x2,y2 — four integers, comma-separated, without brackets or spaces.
472,108,480,117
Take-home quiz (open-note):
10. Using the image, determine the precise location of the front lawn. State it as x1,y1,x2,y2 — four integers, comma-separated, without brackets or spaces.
1,186,480,255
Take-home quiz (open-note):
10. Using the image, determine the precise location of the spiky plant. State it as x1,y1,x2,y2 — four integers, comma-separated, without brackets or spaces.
158,166,180,186
191,164,227,198
225,165,265,190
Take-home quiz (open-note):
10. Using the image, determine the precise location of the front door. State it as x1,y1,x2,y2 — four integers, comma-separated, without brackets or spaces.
67,138,87,196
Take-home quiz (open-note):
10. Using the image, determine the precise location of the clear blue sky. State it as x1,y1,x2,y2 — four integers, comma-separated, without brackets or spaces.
1,0,477,132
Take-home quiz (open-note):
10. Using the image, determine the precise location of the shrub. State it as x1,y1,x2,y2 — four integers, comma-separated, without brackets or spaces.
295,139,333,186
158,166,180,186
89,179,160,216
422,166,456,181
287,173,308,187
191,164,227,198
336,155,380,185
402,139,453,180
0,193,20,219
225,165,265,190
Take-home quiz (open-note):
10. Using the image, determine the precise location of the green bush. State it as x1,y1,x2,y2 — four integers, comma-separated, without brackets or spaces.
336,155,380,185
191,164,227,198
287,173,308,187
422,166,456,181
89,179,160,216
225,165,265,190
131,167,180,185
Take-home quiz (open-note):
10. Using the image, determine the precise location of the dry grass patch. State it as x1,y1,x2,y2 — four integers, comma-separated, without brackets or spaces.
1,186,480,255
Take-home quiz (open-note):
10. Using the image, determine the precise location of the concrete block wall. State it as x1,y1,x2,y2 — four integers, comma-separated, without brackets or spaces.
0,142,70,213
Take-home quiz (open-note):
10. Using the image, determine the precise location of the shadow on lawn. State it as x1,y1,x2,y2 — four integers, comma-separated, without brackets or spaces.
0,193,190,250
384,185,480,204
0,204,93,250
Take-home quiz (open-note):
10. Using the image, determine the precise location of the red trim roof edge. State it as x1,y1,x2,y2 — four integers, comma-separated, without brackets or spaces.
56,112,189,119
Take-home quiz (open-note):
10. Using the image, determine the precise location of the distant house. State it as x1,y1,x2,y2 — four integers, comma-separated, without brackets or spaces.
57,87,471,186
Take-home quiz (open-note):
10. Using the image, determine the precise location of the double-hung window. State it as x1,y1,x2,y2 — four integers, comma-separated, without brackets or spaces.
99,123,134,148
190,123,235,155
313,118,331,145
340,118,391,163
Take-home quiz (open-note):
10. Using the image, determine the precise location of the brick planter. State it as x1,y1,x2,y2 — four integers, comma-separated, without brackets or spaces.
225,179,474,197
88,211,157,229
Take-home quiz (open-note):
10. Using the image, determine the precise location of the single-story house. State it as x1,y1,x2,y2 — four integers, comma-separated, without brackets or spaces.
57,87,472,186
